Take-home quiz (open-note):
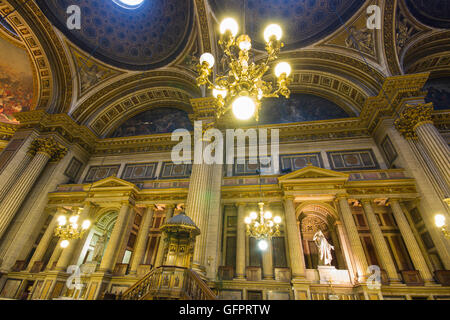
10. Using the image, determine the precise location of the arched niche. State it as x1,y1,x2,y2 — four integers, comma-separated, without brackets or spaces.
297,203,346,270
77,209,118,266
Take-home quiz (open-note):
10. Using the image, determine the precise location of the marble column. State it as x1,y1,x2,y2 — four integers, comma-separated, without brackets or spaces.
26,211,59,272
55,203,92,271
335,221,357,284
0,151,34,202
99,202,132,273
154,205,175,268
46,239,63,271
262,239,274,280
235,203,246,279
284,197,306,279
185,160,212,275
361,200,400,282
389,199,434,283
337,195,368,281
395,103,450,187
415,122,450,186
129,206,154,274
0,138,67,239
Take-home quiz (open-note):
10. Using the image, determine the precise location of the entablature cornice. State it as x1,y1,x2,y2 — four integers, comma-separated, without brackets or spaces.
14,110,97,152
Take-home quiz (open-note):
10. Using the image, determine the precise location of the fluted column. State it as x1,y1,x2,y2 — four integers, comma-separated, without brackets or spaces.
26,211,59,271
55,203,92,271
235,203,246,279
395,103,450,187
361,200,400,282
154,205,175,268
284,197,306,279
99,202,132,272
185,158,212,275
335,221,357,284
389,199,434,283
262,239,274,280
0,151,34,201
415,122,450,186
46,239,63,271
337,195,368,281
129,206,154,274
0,138,67,239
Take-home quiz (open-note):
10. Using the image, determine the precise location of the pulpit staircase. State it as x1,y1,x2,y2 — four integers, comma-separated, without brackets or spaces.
119,266,217,300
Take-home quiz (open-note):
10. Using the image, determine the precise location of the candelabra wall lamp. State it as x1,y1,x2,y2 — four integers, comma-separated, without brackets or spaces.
196,17,292,122
54,208,91,248
435,214,450,239
244,202,282,251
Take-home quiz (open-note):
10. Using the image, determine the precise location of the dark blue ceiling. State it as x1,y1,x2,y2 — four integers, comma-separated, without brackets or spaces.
406,0,450,29
36,0,193,70
110,107,193,137
209,0,364,50
258,93,350,124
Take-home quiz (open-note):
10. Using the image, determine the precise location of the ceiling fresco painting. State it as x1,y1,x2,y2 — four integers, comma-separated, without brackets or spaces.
209,0,364,49
424,77,450,111
36,0,193,70
0,36,33,124
110,107,193,137
258,93,351,125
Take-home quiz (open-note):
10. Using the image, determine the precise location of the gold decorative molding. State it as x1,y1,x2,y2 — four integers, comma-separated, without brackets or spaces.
394,103,434,139
29,137,67,162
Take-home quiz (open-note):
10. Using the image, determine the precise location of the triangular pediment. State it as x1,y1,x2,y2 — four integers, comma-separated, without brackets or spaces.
278,165,349,184
87,176,138,190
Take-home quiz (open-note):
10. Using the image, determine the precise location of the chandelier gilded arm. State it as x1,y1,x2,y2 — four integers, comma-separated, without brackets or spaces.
196,18,292,121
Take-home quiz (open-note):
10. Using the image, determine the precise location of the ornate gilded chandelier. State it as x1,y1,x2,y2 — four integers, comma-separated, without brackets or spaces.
244,202,282,250
54,208,91,248
196,18,292,121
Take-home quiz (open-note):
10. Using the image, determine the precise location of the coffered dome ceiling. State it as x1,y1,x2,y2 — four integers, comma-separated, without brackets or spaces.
36,0,193,70
209,0,364,50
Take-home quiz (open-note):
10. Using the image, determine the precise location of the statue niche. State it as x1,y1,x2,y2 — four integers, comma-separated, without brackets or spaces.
300,215,338,269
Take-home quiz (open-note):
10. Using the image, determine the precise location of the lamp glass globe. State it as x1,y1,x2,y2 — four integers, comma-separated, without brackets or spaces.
200,52,215,68
82,220,91,230
220,18,239,36
264,24,282,42
60,240,70,248
275,62,291,77
57,216,67,226
232,96,256,120
435,214,446,228
258,239,269,251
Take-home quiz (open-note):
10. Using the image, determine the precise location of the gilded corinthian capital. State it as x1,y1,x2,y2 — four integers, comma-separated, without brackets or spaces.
28,137,68,162
394,103,434,139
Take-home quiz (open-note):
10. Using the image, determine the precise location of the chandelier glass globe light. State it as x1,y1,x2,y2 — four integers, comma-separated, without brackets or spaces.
245,202,282,250
196,17,292,122
54,208,91,248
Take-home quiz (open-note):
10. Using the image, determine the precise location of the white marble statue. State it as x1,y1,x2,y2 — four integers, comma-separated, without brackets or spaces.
92,234,106,263
313,230,334,266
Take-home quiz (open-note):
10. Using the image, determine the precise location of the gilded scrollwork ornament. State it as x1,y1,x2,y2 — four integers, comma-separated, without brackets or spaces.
28,137,68,162
394,103,434,139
